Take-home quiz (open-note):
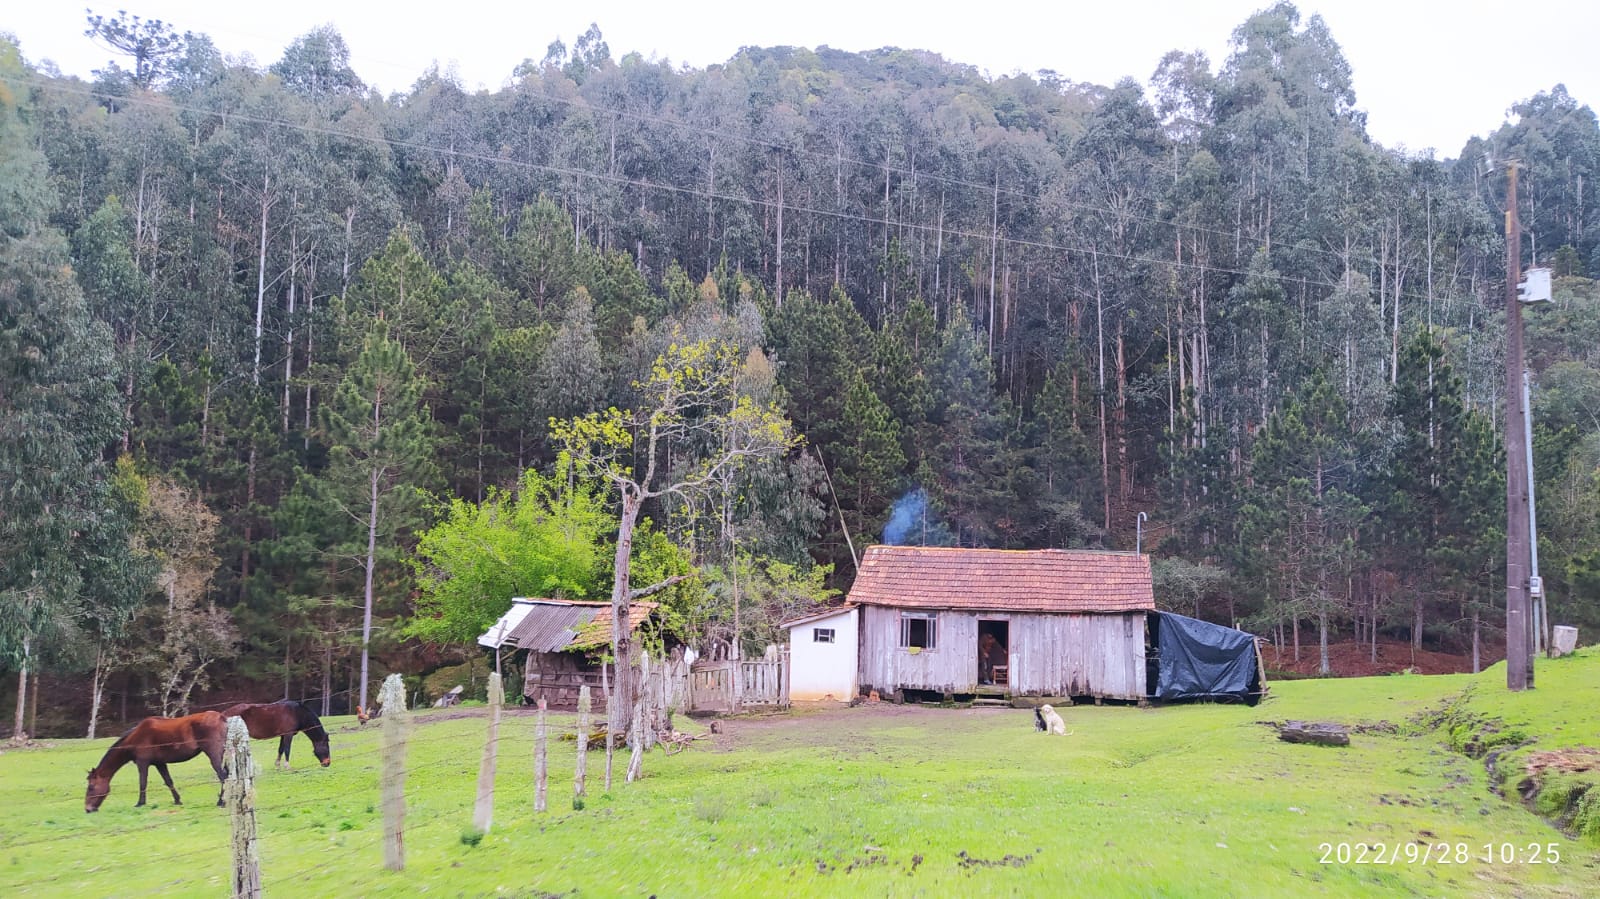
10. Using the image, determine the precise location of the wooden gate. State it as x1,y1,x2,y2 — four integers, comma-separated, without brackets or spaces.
687,656,788,713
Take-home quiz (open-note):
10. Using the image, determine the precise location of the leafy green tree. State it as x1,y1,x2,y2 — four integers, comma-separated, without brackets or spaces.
1381,330,1503,663
270,26,365,99
409,461,608,644
1021,357,1099,546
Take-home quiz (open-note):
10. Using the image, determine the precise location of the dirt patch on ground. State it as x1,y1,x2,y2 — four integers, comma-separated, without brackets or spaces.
1264,639,1498,677
1525,747,1600,778
707,702,1019,751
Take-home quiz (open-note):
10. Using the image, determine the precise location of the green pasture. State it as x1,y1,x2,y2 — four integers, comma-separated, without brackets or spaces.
3,651,1598,897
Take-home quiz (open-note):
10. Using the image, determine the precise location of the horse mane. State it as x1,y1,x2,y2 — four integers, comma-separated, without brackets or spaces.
108,722,140,749
293,701,328,736
91,723,141,775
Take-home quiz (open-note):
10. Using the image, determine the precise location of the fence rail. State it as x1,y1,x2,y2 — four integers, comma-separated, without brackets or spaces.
686,656,788,713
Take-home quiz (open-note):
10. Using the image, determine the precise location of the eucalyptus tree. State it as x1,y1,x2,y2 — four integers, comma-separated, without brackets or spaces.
271,27,365,102
1,42,137,734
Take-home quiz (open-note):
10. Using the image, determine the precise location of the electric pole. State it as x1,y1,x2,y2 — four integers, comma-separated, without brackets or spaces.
1504,162,1533,691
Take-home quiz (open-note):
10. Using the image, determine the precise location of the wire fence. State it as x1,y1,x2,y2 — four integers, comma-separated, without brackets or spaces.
2,684,635,896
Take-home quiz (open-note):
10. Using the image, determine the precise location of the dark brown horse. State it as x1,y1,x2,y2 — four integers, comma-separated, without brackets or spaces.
85,711,229,812
220,701,332,768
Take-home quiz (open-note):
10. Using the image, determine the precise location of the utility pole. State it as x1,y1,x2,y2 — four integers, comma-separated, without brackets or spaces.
1504,162,1533,692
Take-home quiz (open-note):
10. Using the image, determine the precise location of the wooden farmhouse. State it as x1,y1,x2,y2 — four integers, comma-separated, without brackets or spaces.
821,545,1156,702
477,598,657,709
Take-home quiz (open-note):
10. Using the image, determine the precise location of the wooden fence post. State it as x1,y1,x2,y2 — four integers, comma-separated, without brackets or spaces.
533,698,548,813
640,653,656,752
473,672,503,833
574,684,590,807
223,716,261,899
626,698,645,783
377,673,408,871
602,662,614,792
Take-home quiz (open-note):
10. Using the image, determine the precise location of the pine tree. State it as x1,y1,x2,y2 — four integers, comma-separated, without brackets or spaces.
833,371,905,544
1241,371,1366,673
537,286,605,420
322,323,436,714
1383,330,1503,661
926,306,1011,546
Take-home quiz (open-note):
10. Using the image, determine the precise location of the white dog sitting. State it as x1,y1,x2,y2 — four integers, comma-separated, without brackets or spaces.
1034,704,1071,735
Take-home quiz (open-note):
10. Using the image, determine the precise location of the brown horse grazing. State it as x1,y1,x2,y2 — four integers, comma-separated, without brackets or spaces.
85,711,229,812
220,701,332,768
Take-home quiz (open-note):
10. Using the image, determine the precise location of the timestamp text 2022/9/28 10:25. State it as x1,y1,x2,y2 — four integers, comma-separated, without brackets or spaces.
1318,842,1561,865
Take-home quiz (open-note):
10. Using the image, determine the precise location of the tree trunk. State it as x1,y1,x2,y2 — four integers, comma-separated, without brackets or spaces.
1116,320,1130,504
1093,253,1110,533
1412,596,1423,651
282,219,298,433
774,164,784,309
1318,613,1329,676
359,464,380,715
88,643,106,739
1472,609,1481,674
988,172,999,355
253,171,270,386
12,636,29,739
608,489,642,747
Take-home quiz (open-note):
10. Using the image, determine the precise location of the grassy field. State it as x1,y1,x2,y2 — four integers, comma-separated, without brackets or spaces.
3,651,1598,898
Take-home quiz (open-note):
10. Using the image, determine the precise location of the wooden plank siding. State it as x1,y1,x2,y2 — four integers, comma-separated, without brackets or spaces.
858,606,1147,700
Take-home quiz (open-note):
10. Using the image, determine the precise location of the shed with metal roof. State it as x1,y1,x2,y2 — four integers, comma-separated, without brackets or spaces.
477,598,658,708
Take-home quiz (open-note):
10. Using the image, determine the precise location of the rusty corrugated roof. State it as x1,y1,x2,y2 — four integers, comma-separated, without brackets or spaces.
490,599,660,653
501,601,603,652
845,545,1154,613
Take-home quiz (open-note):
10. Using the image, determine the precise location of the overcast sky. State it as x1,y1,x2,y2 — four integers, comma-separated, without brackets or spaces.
6,1,1596,155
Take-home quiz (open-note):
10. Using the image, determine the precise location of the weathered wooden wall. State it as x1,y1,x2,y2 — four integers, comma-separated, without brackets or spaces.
524,652,598,709
858,607,1146,700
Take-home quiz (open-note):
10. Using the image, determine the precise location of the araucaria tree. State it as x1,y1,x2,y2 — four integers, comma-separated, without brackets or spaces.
551,338,795,753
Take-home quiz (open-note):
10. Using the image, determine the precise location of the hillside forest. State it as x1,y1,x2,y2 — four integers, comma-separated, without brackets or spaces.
5,4,1600,735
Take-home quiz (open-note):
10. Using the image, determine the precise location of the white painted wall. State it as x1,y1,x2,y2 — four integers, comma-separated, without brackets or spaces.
787,608,859,702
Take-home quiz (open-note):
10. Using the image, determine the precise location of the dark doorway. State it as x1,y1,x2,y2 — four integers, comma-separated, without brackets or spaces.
978,620,1010,686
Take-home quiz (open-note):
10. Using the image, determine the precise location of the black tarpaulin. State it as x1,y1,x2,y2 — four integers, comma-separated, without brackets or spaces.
1152,612,1261,703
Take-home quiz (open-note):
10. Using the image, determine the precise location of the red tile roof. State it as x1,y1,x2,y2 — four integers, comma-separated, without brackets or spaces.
846,545,1154,613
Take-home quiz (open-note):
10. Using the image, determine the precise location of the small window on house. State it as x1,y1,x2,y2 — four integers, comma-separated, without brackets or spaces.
813,627,836,644
900,612,938,650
